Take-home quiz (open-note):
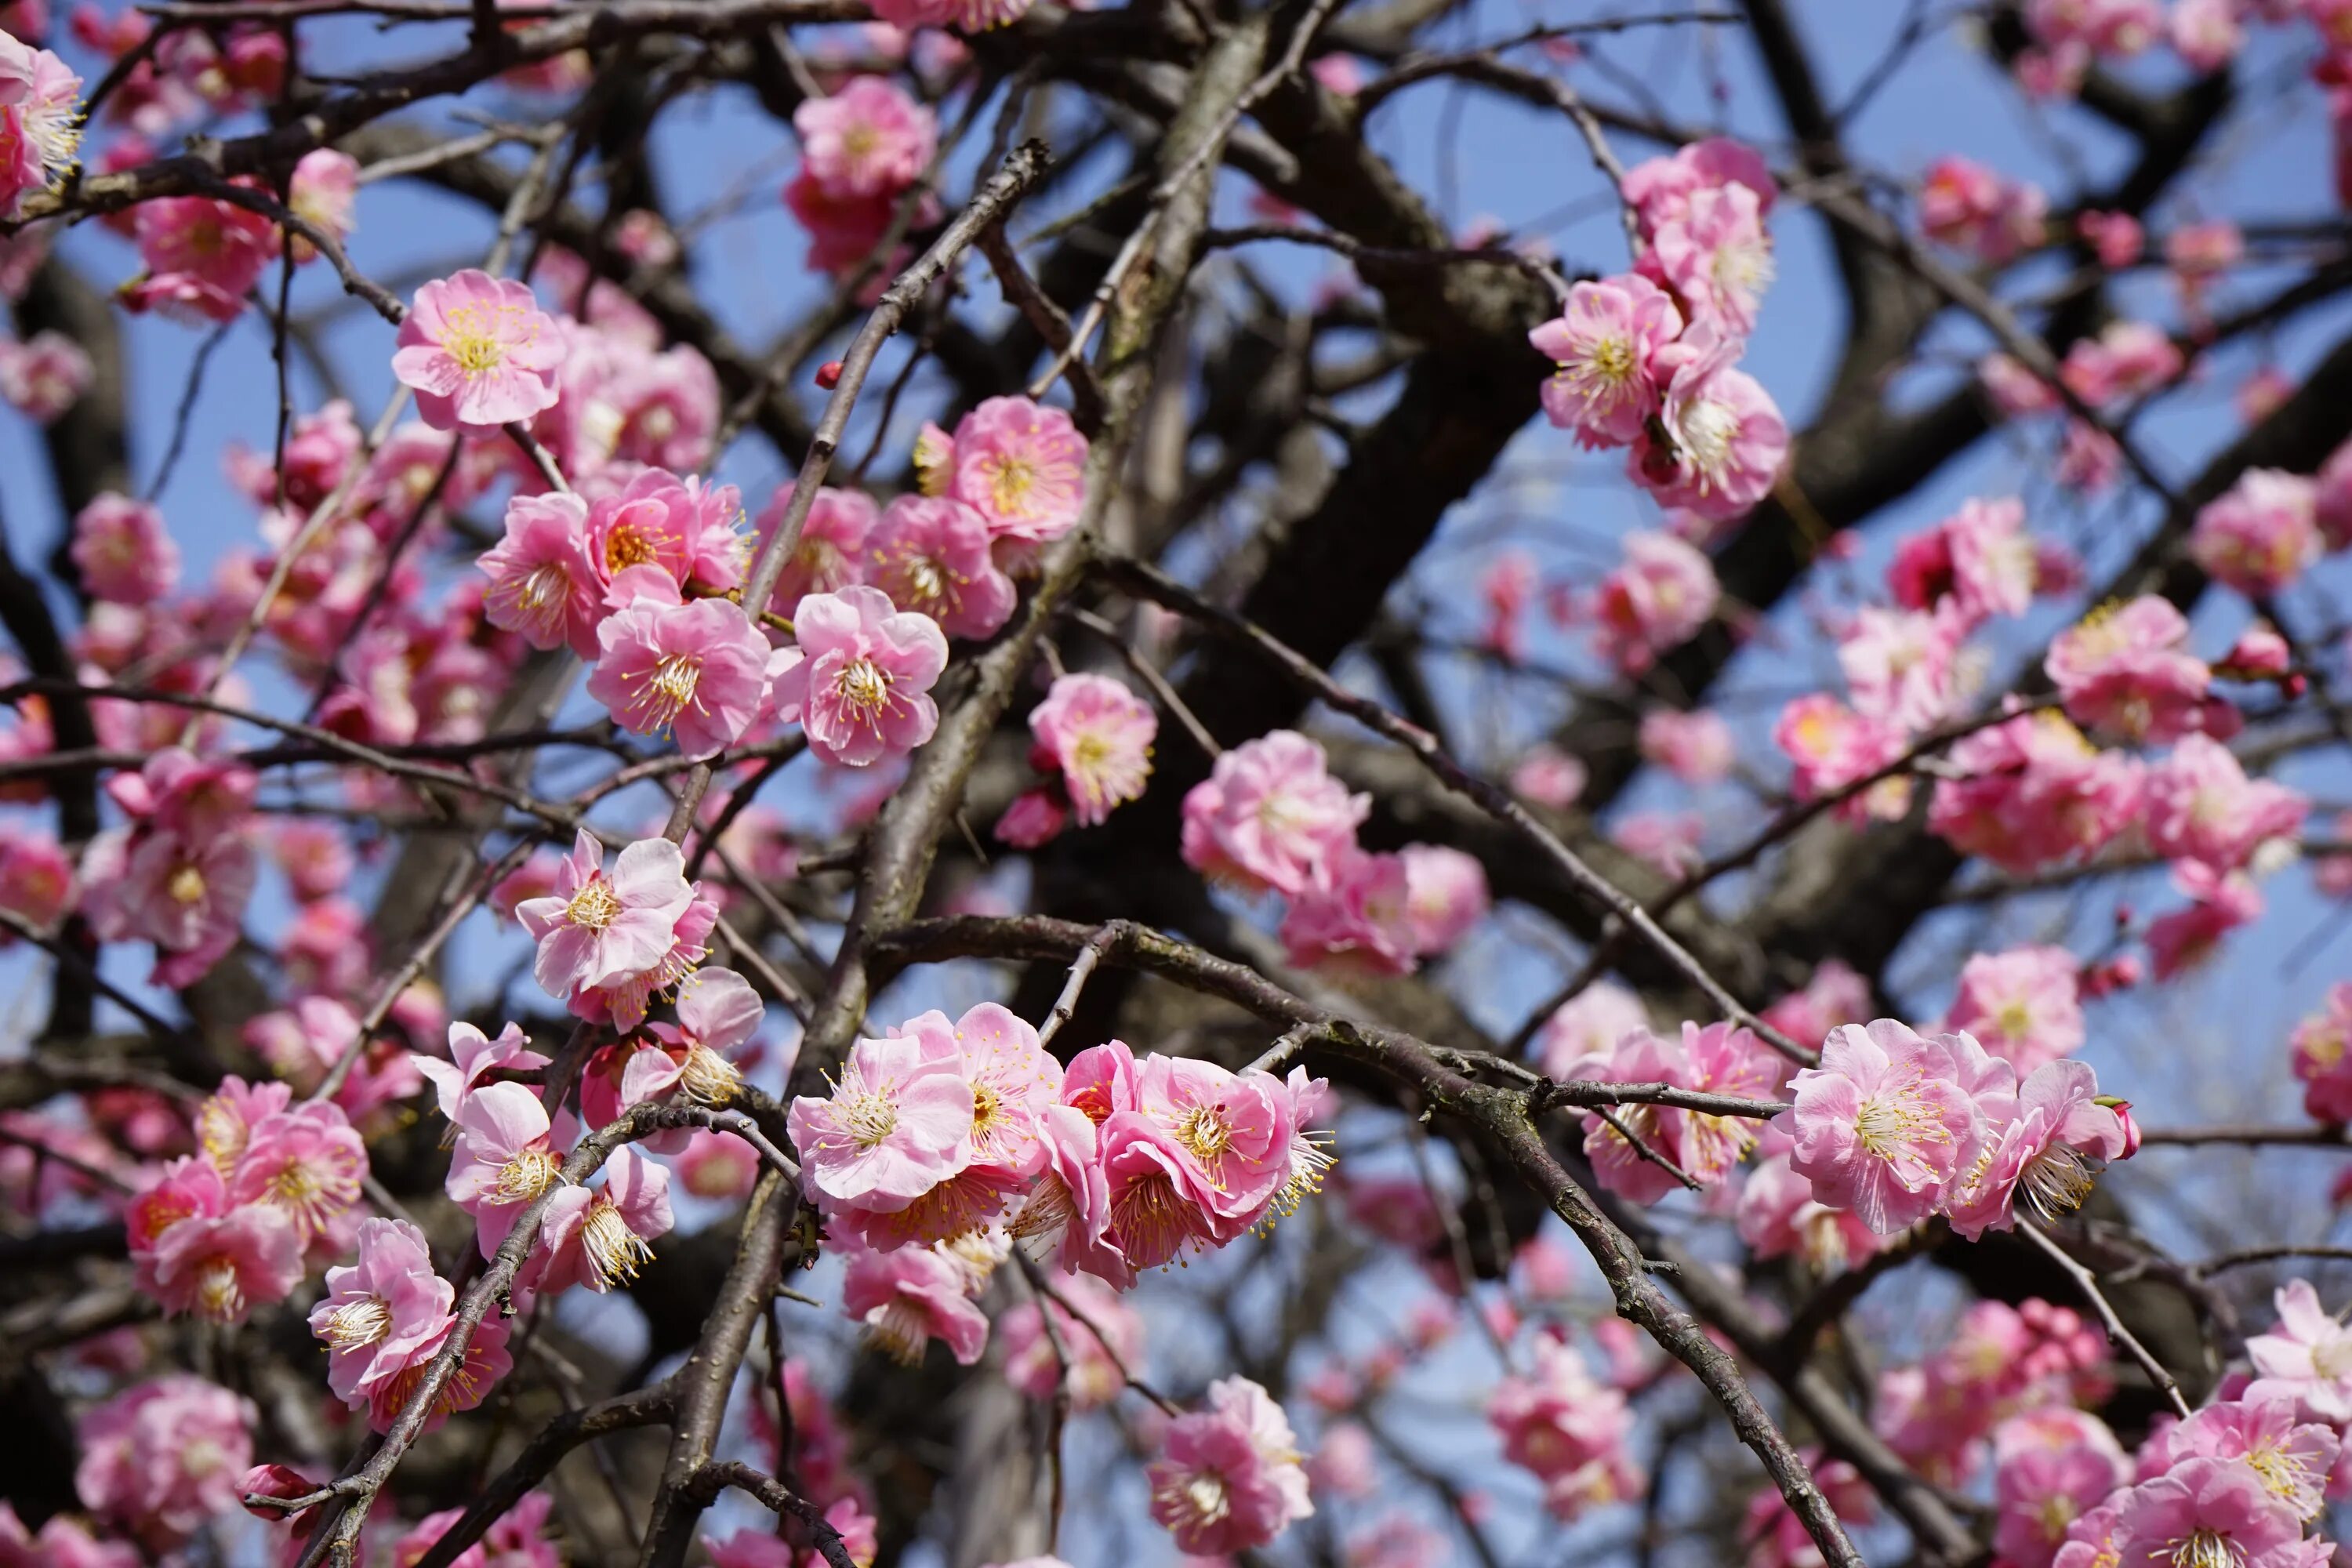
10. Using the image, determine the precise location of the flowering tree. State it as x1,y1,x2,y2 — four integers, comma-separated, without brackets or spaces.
6,1,2352,1566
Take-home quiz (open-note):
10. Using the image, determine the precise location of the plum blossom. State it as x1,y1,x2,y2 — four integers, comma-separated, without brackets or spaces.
478,492,602,656
2292,984,2352,1123
2107,1457,2302,1568
514,830,699,1011
1632,326,1789,522
1774,694,1912,822
863,493,1017,639
949,395,1089,554
0,36,79,217
770,584,949,768
1000,1271,1142,1410
1565,1020,1780,1205
757,485,874,609
69,492,177,605
1889,496,2039,626
537,1143,673,1292
1146,1377,1313,1555
2146,861,2263,980
391,270,564,433
1945,946,2084,1073
840,1239,990,1363
588,590,774,757
1282,845,1417,976
793,77,935,199
1488,1334,1640,1520
414,1020,550,1127
444,1080,563,1256
2154,1399,2339,1522
1838,604,1964,731
1944,1059,2131,1238
1028,672,1156,827
1535,981,1648,1081
1649,180,1774,335
2248,1279,2352,1422
1919,156,2047,263
1589,530,1720,673
1638,708,1735,783
787,1026,973,1215
1775,1019,1983,1234
227,1100,367,1242
1929,710,2142,874
148,1202,303,1323
2143,733,2307,871
308,1218,453,1408
2191,470,2321,597
1527,273,1682,445
1737,1134,1882,1272
1181,729,1368,896
75,1377,253,1545
2046,596,2216,744
1398,843,1488,954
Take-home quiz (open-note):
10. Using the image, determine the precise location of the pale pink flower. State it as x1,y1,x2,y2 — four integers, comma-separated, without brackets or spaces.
74,1377,253,1544
0,38,78,217
1760,960,1870,1049
1512,743,1588,809
1527,273,1682,446
644,963,764,1107
443,1080,563,1256
1148,1380,1313,1555
514,829,698,1002
478,492,602,656
864,493,1017,639
1308,1422,1379,1501
2143,733,2307,871
149,1202,303,1323
2248,1279,2352,1422
1945,1058,2129,1238
677,1128,760,1200
2155,1399,2339,1521
391,270,564,433
757,484,875,609
1919,156,2047,263
2046,595,2215,744
2063,320,2184,405
1000,1270,1142,1410
1945,946,2084,1073
286,147,358,262
1621,136,1777,235
1282,844,1417,976
1535,981,1648,1081
414,1020,550,1127
1929,710,2142,873
588,591,773,757
536,1144,673,1293
308,1217,453,1407
1589,530,1720,672
793,76,935,199
2107,1457,2302,1568
1397,843,1487,954
267,818,354,902
1639,707,1735,783
2145,861,2261,980
1030,672,1156,826
1649,180,1774,336
1632,327,1788,522
0,824,72,934
1775,1018,1983,1234
364,1311,512,1436
769,584,949,768
1180,729,1367,896
227,1100,367,1243
787,1026,973,1214
1488,1334,1635,1505
0,328,90,420
2169,0,2242,67
1839,604,1964,731
840,1239,990,1364
1094,1109,1218,1273
1888,495,2038,626
2292,984,2352,1123
1773,694,1912,822
949,395,1089,551
1737,1142,1882,1272
2191,469,2321,597
1612,810,1704,877
80,819,257,988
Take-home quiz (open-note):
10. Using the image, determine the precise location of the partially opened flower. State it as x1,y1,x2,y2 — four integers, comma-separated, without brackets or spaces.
1180,730,1367,897
413,1021,550,1127
1145,1377,1314,1555
444,1080,563,1257
537,1144,673,1292
71,493,178,604
1944,1058,2130,1239
308,1218,454,1407
840,1239,990,1364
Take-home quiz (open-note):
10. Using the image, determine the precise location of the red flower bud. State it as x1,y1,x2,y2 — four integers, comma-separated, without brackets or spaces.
815,360,844,390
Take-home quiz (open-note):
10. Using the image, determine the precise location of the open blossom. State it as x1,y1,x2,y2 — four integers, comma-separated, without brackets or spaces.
1994,1436,2128,1568
793,76,935,199
444,1080,563,1255
1929,710,2141,873
1945,946,2084,1073
0,328,93,422
1838,604,1964,731
2108,1457,2303,1568
285,147,357,261
1567,1020,1780,1205
415,1020,550,1126
2143,733,2307,871
586,469,746,601
2046,596,2215,744
515,830,698,1004
479,492,602,656
1146,1377,1313,1555
840,1239,990,1364
1181,729,1367,896
949,395,1088,552
788,1026,973,1215
1944,1059,2130,1238
1590,530,1720,672
2191,469,2321,597
227,1100,367,1242
1488,1335,1639,1518
588,590,773,757
1029,672,1155,826
75,1377,253,1545
1775,1019,1983,1234
537,1144,673,1292
150,1201,303,1323
770,584,949,768
864,494,1017,639
391,269,564,433
1282,845,1417,976
81,815,259,988
1649,180,1774,336
2062,321,2183,406
70,492,178,604
2154,1399,2339,1523
2248,1279,2352,1422
1775,694,1911,821
758,485,874,609
309,1218,453,1408
1528,273,1682,446
0,37,79,217
2292,984,2352,1123
1632,327,1788,522
1889,496,2039,626
1738,1136,1882,1272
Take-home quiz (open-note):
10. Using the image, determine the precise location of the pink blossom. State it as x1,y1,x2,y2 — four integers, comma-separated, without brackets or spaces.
2156,1399,2339,1521
537,1143,673,1292
1000,1270,1142,1410
1612,809,1704,876
391,270,564,433
1146,1378,1313,1555
74,1377,253,1545
444,1080,563,1256
1282,844,1418,976
787,1025,973,1214
841,1239,990,1363
149,1201,303,1323
514,829,698,1004
994,787,1068,848
1775,1019,1983,1234
2170,0,2243,67
2248,1279,2352,1422
644,963,764,1106
285,147,357,262
2191,469,2321,597
2143,733,2307,870
1132,1054,1294,1236
1029,672,1156,826
1397,843,1488,954
677,1129,760,1200
1649,180,1774,336
0,822,72,934
1181,729,1367,896
81,817,258,988
1919,156,2047,263
1888,496,2039,626
2145,861,2262,979
785,168,936,284
308,1217,453,1408
1737,1142,1882,1272
0,327,90,420
1568,1020,1780,1205
1590,530,1720,672
1945,946,2084,1073
1983,352,2062,416
1637,707,1734,783
0,38,78,216
2221,622,2292,679
757,484,875,610
2062,321,2184,405
1632,326,1788,522
588,590,773,757
1838,604,1964,731
365,1312,512,1436
2109,1457,2303,1568
2078,210,2146,269
1526,273,1682,446
1621,136,1777,236
793,76,935,198
478,492,603,656
2292,984,2352,1123
1535,980,1648,1080
586,468,746,601
2046,595,2216,744
949,395,1089,552
769,584,949,768
1774,695,1912,822
414,1020,550,1127
1929,710,2142,873
1487,1334,1636,1512
864,493,1018,639
227,1100,366,1242
1944,1058,2129,1238
1512,742,1588,808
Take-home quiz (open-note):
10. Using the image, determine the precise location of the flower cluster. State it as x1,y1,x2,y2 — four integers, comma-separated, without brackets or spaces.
1179,728,1490,975
1145,1376,1316,1555
786,76,939,285
1553,1018,1783,1204
0,28,81,218
995,671,1159,846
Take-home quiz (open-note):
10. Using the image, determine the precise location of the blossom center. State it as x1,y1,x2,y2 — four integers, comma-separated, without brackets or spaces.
494,1146,561,1204
680,1044,741,1106
195,1258,245,1323
517,561,570,615
2166,1530,2241,1568
641,652,704,729
833,657,892,718
1853,1086,1948,1160
2019,1141,2100,1221
167,862,208,906
986,454,1038,516
1678,399,1739,481
840,1089,898,1150
321,1293,393,1351
564,878,622,931
1174,1102,1235,1168
604,522,661,575
581,1199,653,1287
439,307,508,376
